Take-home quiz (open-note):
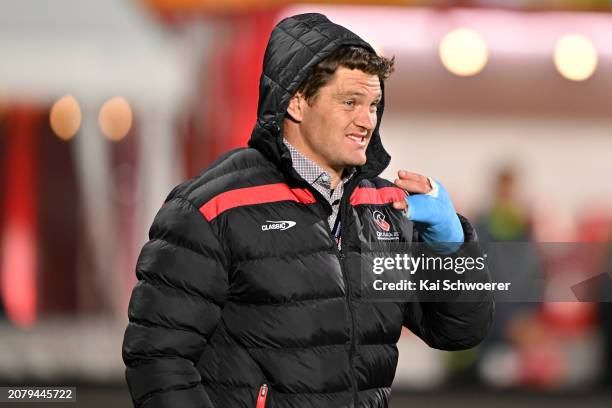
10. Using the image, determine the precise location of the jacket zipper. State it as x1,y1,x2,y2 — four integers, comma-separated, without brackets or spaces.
299,177,362,407
333,231,359,408
328,179,360,408
256,384,268,408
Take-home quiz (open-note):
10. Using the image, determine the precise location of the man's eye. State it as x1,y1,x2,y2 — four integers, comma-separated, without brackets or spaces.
344,100,354,107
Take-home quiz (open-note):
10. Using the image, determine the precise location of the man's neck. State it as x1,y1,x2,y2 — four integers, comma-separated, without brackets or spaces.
329,171,343,190
283,136,345,187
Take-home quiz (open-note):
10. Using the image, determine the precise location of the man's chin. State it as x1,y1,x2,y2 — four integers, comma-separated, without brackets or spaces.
345,155,367,168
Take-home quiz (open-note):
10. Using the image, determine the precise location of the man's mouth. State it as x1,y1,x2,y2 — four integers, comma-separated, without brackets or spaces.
346,134,367,146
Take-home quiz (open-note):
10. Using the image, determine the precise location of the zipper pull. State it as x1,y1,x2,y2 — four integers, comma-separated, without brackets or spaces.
256,384,268,408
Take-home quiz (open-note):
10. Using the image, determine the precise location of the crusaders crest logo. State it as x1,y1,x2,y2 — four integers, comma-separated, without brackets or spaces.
372,210,400,241
372,210,390,232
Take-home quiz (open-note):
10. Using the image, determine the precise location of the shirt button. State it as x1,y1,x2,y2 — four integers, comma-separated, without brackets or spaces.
319,174,330,187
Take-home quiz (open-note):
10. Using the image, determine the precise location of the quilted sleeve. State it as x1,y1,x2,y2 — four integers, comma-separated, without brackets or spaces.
403,214,495,350
122,196,228,407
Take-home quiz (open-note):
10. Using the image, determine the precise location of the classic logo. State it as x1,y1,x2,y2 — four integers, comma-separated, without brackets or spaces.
372,210,390,232
261,220,296,231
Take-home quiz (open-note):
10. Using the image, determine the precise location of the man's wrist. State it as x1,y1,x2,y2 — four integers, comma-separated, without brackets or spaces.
419,213,464,243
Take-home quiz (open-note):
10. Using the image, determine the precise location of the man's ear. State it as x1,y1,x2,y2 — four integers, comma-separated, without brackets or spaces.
286,92,306,122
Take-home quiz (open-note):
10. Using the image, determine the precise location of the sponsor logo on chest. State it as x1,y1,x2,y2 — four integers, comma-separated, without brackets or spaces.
261,220,296,231
372,210,400,241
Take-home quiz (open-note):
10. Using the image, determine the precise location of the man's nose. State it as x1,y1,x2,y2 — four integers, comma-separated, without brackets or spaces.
354,107,377,130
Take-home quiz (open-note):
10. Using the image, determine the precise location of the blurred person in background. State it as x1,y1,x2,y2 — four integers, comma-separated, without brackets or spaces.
122,13,493,408
477,166,531,243
598,245,612,388
574,212,612,389
473,166,543,387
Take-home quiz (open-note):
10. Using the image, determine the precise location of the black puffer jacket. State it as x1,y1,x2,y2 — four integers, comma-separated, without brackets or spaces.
123,13,494,408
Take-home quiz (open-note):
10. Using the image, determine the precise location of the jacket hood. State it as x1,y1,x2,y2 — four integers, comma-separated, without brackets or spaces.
247,13,391,180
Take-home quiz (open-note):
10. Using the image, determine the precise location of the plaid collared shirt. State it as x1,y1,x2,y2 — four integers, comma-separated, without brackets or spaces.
283,138,355,233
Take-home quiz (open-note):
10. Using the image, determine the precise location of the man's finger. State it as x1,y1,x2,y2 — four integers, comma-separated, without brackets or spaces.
398,170,429,184
392,200,407,210
394,178,431,194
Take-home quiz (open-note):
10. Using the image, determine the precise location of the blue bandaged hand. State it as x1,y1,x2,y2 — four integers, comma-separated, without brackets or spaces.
391,171,464,244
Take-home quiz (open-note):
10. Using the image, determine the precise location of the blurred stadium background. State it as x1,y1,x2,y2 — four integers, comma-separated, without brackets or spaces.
0,0,611,406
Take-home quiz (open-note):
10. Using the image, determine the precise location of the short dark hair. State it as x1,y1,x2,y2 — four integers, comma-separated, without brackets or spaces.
297,46,395,102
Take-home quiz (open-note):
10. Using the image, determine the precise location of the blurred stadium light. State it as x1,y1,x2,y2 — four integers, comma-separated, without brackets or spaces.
439,28,489,77
98,97,133,142
50,95,82,141
554,34,599,81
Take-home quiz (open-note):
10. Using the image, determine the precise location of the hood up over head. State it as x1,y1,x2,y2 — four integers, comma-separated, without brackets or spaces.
248,13,391,181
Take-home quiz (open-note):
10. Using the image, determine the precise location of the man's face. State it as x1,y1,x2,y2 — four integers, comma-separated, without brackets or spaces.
295,67,382,173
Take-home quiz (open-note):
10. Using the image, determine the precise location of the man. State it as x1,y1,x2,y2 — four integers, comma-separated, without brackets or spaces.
123,13,494,408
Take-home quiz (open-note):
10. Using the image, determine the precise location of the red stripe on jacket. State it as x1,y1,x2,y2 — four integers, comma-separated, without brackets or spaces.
350,186,406,206
199,183,316,221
